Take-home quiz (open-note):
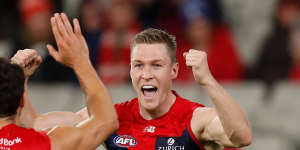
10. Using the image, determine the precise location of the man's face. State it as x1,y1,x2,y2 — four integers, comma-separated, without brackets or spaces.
130,43,178,111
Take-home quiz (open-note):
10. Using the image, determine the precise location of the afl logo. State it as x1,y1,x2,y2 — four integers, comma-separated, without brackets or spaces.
113,135,137,147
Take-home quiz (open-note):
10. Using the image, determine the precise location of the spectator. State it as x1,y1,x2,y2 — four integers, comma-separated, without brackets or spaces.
133,0,160,28
176,0,244,84
78,0,104,68
154,0,186,43
247,0,300,87
18,0,53,51
97,1,141,85
13,0,71,82
68,0,105,85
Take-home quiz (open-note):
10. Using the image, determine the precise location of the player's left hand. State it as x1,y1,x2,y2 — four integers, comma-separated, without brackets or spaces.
183,49,214,85
11,49,42,79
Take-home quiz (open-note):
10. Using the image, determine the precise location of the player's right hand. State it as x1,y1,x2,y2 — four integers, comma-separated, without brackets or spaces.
47,13,90,69
11,49,42,78
183,49,214,86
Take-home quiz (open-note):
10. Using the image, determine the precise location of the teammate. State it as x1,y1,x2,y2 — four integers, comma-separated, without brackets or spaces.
12,50,84,131
0,13,118,150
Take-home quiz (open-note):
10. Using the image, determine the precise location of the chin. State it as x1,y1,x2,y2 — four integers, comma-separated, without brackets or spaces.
140,99,159,111
144,104,158,111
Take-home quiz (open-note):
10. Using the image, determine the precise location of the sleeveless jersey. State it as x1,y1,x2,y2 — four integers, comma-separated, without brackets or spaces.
105,91,205,150
0,124,50,150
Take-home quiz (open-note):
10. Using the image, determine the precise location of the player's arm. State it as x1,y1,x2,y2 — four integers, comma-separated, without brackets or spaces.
11,49,41,128
11,50,84,130
34,111,84,131
76,107,89,120
46,13,118,150
184,50,252,147
75,107,108,148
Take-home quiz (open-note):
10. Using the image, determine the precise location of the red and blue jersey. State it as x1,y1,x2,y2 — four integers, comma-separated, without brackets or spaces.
105,91,205,150
0,124,50,150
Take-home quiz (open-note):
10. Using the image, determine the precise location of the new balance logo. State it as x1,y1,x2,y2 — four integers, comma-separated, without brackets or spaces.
143,125,156,133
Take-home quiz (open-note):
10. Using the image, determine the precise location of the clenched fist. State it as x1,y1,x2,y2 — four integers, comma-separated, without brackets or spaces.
11,49,42,78
183,49,214,85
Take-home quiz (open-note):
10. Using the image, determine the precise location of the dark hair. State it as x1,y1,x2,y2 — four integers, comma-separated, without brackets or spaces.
131,28,177,64
0,58,25,117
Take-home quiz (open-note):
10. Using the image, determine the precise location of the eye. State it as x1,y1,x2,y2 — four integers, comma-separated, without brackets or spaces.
153,64,162,67
134,64,142,68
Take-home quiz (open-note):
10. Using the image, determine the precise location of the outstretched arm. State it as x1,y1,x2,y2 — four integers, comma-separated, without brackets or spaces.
184,50,252,148
11,50,84,130
46,13,118,150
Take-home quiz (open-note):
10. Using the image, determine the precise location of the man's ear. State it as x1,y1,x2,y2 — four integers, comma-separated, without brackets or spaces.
171,62,179,80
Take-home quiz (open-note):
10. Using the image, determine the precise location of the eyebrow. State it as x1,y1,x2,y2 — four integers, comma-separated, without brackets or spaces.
131,59,164,63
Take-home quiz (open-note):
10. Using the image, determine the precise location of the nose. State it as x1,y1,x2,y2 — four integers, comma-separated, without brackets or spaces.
141,67,153,80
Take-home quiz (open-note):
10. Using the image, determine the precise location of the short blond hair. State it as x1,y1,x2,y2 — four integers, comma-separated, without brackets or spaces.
131,28,177,64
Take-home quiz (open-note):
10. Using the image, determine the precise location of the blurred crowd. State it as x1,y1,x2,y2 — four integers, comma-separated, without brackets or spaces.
1,0,300,89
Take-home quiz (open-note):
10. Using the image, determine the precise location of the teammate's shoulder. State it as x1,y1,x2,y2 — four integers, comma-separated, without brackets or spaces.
1,124,50,149
9,124,36,133
7,124,49,139
23,126,48,137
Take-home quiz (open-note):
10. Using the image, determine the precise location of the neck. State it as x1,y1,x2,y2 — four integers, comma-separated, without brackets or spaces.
139,91,176,120
0,116,16,129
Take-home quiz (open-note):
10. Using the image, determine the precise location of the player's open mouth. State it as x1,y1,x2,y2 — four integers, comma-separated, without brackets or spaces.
141,85,157,98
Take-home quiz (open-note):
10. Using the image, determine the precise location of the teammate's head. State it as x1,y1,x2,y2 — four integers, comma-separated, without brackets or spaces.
0,58,25,118
130,28,177,64
130,28,179,112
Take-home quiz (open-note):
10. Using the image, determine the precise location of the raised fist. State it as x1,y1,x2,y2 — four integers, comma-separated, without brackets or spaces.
11,49,42,78
183,49,214,85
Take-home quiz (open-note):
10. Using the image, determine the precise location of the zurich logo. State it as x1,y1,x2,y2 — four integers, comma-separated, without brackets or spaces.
113,135,137,147
167,138,175,146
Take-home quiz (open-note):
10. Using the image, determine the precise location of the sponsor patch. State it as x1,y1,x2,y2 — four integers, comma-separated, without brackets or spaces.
113,135,137,147
167,138,175,146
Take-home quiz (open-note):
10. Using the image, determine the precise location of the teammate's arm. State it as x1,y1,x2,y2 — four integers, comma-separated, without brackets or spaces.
184,50,252,147
76,107,89,120
11,50,84,130
11,49,41,128
46,13,118,150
